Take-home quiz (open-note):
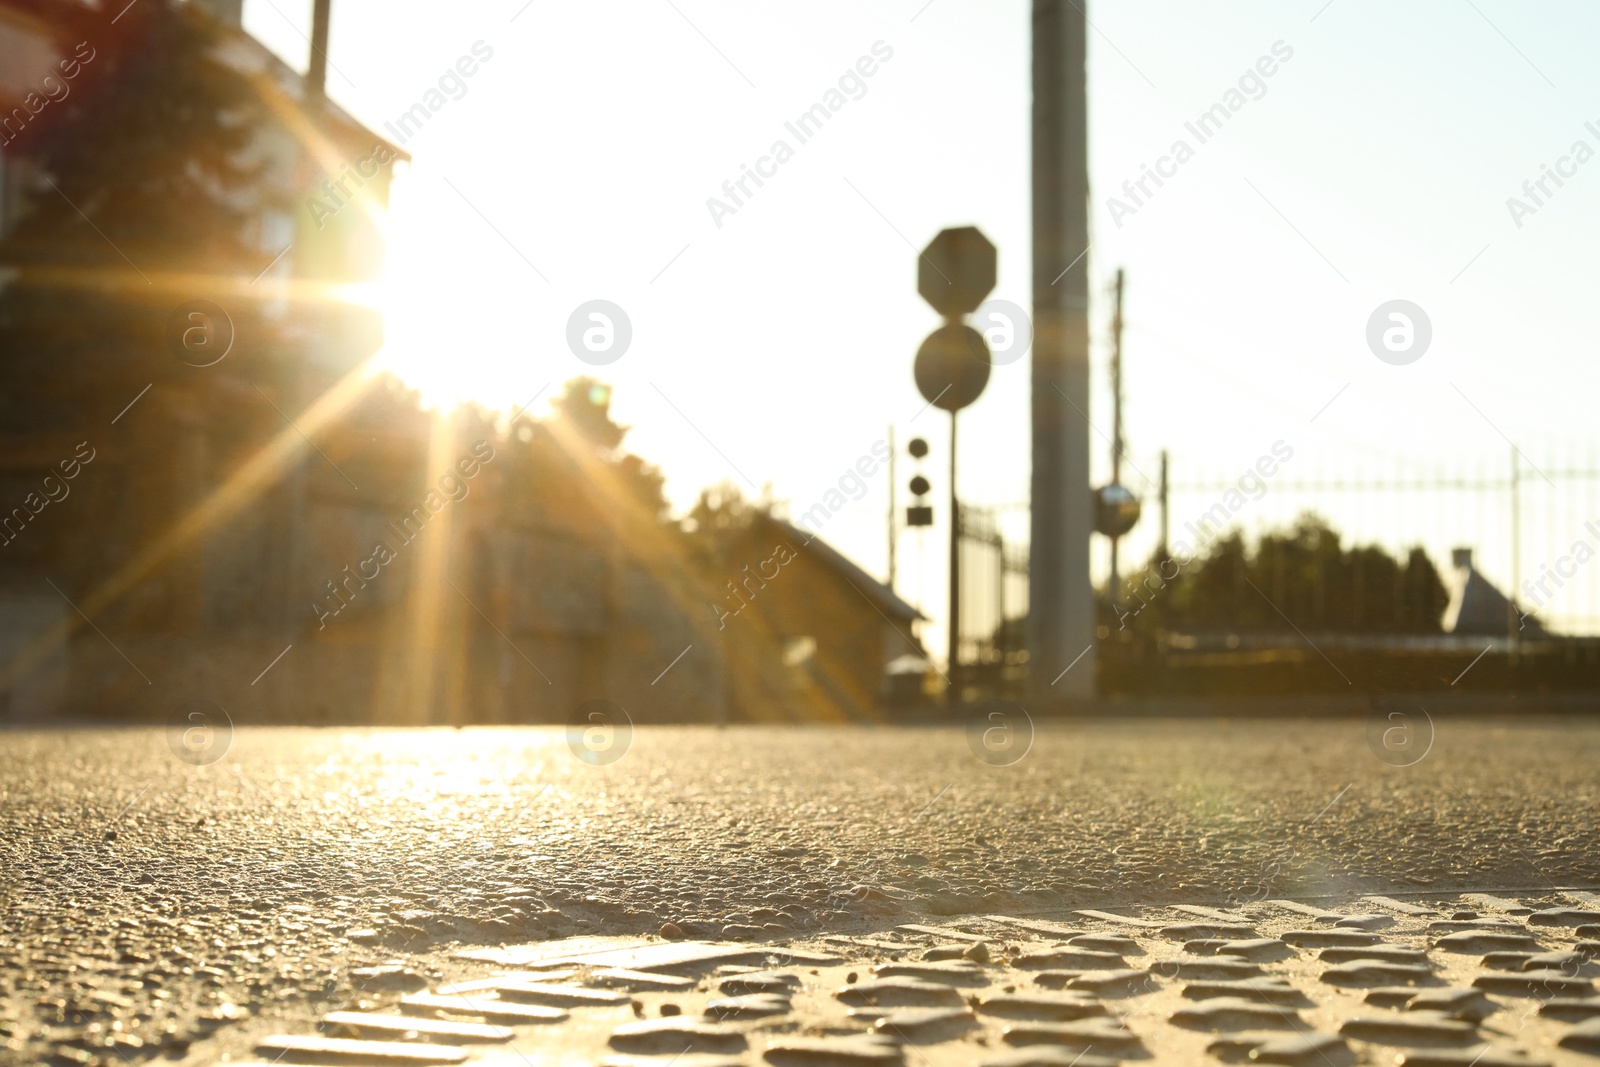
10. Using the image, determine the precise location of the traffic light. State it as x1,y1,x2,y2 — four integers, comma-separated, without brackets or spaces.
906,438,933,526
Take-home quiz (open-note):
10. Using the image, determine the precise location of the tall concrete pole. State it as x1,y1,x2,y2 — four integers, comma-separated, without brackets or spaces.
1028,0,1095,703
1108,268,1124,606
1158,450,1170,559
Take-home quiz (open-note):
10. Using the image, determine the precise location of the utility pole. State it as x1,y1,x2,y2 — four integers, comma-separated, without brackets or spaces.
1028,0,1094,704
1108,268,1125,604
949,416,961,696
1159,450,1169,559
887,424,897,590
1510,445,1521,662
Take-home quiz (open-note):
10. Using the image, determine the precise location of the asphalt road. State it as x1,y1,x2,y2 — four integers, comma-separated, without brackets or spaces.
3,716,1598,1065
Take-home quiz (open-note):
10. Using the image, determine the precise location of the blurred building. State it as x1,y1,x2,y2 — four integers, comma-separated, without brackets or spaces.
0,0,413,718
0,0,915,723
697,510,928,717
1442,546,1545,638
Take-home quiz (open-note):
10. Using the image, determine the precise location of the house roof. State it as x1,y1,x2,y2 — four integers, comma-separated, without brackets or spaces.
760,514,927,623
1442,548,1546,637
0,0,407,163
210,20,409,163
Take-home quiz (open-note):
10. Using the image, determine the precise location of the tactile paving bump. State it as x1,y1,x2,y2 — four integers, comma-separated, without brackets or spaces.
236,890,1600,1067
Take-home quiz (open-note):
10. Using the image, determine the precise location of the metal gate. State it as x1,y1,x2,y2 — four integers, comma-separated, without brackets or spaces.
957,504,1029,694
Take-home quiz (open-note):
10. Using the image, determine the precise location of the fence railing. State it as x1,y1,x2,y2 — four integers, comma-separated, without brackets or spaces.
955,503,1029,688
1115,451,1600,637
954,451,1600,686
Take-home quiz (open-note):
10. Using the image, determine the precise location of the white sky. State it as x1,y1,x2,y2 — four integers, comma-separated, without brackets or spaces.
246,0,1600,636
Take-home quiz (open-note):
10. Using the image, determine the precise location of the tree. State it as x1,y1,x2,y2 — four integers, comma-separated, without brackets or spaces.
0,0,273,424
547,377,668,521
685,480,758,538
1114,513,1448,637
497,378,669,530
551,377,627,452
4,2,265,262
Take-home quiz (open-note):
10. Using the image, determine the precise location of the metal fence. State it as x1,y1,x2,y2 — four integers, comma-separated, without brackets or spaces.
955,503,1030,686
1109,448,1600,637
953,449,1600,668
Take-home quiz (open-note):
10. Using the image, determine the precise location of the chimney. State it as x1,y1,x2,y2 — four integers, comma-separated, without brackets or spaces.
307,0,332,110
1452,547,1473,570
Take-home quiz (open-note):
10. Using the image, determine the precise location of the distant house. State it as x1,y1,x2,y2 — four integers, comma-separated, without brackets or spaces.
0,0,406,295
1442,547,1546,637
704,510,928,716
0,0,428,722
0,0,917,726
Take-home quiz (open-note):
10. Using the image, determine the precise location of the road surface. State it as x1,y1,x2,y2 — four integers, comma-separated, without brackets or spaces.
2,716,1596,1064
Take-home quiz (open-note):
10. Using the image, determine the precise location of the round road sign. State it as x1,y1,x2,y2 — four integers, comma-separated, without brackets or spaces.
914,323,991,413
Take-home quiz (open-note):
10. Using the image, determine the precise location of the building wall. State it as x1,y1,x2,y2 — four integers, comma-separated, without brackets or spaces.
706,517,924,719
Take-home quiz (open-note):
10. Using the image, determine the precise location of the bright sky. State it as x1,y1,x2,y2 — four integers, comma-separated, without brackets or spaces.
247,0,1600,635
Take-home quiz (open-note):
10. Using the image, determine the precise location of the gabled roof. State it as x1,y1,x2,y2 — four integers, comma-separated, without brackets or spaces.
210,20,408,162
1442,549,1546,637
759,513,926,623
0,0,407,163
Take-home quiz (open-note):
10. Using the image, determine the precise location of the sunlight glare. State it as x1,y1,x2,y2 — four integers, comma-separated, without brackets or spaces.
374,164,533,416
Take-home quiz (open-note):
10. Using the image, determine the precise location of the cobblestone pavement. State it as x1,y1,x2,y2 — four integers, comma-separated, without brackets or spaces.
1,718,1596,1066
233,892,1600,1067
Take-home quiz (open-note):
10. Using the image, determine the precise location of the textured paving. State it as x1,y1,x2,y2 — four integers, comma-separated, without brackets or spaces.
1,718,1597,1066
231,894,1600,1067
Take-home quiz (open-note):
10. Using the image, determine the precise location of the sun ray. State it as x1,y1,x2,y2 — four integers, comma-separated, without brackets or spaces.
398,411,460,724
0,353,385,699
535,407,873,723
238,66,396,236
0,263,380,308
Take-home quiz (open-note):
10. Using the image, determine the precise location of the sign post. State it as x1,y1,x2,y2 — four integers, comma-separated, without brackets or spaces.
914,226,997,701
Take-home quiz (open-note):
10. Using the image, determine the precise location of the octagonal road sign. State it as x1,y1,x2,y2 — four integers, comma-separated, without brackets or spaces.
914,322,991,412
918,226,996,319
